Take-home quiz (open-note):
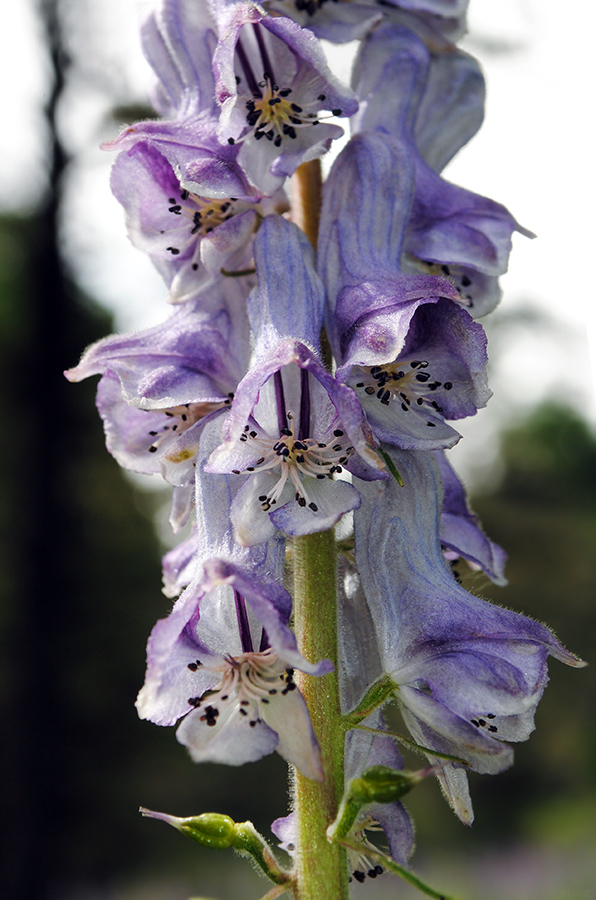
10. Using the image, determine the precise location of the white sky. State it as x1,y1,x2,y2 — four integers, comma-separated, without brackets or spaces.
3,0,595,484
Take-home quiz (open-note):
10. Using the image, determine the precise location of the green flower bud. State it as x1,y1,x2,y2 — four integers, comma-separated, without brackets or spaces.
358,764,423,804
327,766,431,842
140,808,236,849
140,809,292,887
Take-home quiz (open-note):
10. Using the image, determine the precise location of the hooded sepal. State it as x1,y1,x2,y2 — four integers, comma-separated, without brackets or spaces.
354,445,585,819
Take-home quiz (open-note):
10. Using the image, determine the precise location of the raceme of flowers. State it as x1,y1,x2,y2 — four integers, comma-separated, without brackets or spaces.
66,0,584,889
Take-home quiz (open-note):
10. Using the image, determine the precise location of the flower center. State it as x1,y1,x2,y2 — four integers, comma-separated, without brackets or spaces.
186,649,297,727
230,25,342,149
407,254,477,307
245,76,337,147
164,190,257,257
352,359,452,420
147,399,232,453
232,413,354,511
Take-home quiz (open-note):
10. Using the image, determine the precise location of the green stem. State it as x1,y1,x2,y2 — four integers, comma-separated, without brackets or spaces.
292,530,348,900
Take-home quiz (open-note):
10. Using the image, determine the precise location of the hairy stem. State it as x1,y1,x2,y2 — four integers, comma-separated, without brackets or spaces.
292,530,348,900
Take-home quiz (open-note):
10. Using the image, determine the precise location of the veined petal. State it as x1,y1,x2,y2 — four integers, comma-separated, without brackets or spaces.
248,215,325,352
261,687,323,780
177,698,280,765
269,476,361,535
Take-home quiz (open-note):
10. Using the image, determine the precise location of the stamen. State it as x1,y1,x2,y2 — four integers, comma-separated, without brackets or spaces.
351,359,450,421
146,401,228,453
233,407,354,512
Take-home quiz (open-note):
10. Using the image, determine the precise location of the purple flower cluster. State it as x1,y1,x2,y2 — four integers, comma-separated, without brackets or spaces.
67,0,583,883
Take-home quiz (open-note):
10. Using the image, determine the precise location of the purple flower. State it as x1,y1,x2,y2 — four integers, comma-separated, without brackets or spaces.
350,24,533,317
137,556,330,780
206,343,382,544
205,216,383,544
265,0,468,47
339,297,491,450
319,133,491,450
64,283,249,477
354,445,585,823
211,0,358,193
351,21,484,173
110,142,288,303
103,0,255,201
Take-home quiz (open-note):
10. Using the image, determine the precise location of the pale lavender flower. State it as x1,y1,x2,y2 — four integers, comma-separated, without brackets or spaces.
110,142,288,303
350,23,534,317
265,0,469,47
65,282,249,478
211,0,358,193
354,445,585,823
319,132,491,450
206,216,383,544
137,556,329,779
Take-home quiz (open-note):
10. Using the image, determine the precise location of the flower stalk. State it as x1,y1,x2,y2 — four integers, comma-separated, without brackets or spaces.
292,529,347,900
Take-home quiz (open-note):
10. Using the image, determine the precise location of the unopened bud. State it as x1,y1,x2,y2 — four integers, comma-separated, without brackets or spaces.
327,765,432,842
140,808,236,849
355,764,426,804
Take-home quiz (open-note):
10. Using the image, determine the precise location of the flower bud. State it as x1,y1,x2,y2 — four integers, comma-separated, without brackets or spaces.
354,765,425,804
140,808,236,849
327,766,431,842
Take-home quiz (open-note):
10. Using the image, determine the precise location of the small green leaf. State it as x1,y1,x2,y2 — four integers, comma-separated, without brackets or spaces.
379,448,404,485
343,675,396,726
